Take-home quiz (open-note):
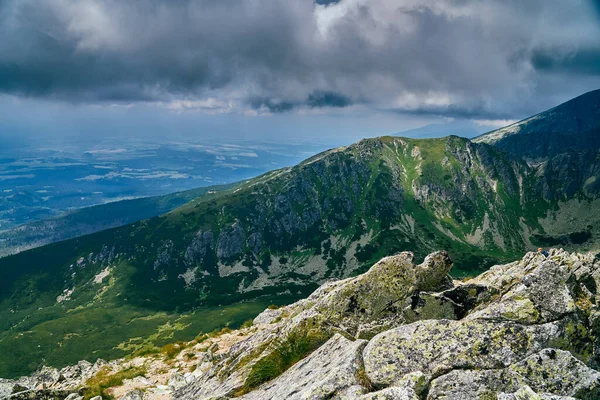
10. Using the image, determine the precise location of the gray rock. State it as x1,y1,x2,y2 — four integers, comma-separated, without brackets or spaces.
498,385,577,400
334,385,368,399
64,393,84,400
509,349,600,399
359,386,419,400
240,334,367,400
175,251,453,400
252,308,282,325
216,223,245,261
313,251,453,338
169,372,188,391
428,369,521,399
363,318,556,386
30,366,62,389
116,389,144,400
0,379,27,398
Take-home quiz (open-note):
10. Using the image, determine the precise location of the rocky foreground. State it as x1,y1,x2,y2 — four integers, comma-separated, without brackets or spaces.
2,249,600,399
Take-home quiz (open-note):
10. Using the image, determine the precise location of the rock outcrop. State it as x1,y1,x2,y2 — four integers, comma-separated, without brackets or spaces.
3,249,600,400
173,249,600,399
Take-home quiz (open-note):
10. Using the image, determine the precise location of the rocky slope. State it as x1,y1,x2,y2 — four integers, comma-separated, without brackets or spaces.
3,249,600,399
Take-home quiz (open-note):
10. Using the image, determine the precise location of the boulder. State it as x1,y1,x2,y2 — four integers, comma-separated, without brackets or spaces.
0,379,27,398
253,308,283,325
427,369,521,399
497,385,576,400
240,334,367,400
363,318,564,386
509,349,600,399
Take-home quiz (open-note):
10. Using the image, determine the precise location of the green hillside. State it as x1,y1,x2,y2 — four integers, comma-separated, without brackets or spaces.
0,183,239,257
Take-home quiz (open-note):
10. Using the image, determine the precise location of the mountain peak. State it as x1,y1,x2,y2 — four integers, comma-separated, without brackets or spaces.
474,89,600,159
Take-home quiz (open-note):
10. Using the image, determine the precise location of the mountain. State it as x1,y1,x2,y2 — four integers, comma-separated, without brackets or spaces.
395,120,484,139
0,183,238,257
1,134,598,378
475,89,600,245
1,91,600,378
3,249,600,399
474,89,600,159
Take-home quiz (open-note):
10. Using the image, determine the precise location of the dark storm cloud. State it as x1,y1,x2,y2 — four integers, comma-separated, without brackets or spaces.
249,98,296,113
307,91,352,108
0,0,599,118
532,47,600,75
592,0,600,17
248,90,352,113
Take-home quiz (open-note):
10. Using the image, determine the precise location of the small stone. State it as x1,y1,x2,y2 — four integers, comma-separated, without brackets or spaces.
359,386,419,400
64,393,84,400
117,389,144,400
169,372,188,391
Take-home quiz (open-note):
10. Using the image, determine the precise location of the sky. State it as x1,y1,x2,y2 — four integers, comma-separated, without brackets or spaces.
1,0,600,146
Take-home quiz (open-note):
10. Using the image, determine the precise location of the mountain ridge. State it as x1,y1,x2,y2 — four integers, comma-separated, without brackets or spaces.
474,89,600,159
1,91,600,377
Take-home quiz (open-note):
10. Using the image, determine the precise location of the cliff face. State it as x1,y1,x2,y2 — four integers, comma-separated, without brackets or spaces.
5,249,600,399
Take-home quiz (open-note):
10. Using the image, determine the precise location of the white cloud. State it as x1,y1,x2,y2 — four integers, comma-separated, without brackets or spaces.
238,152,259,158
164,99,235,114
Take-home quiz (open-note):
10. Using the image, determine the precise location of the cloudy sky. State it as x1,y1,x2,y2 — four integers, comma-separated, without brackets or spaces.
1,0,600,145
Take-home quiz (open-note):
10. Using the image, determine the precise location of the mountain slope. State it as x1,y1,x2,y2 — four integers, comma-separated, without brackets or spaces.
474,89,600,159
4,249,600,399
0,183,238,257
2,132,599,377
475,89,600,250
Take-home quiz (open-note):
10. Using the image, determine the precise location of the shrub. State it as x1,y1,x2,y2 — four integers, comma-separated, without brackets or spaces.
161,341,186,359
240,319,254,329
208,327,232,338
131,345,160,358
355,367,374,391
194,333,209,343
84,366,147,400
